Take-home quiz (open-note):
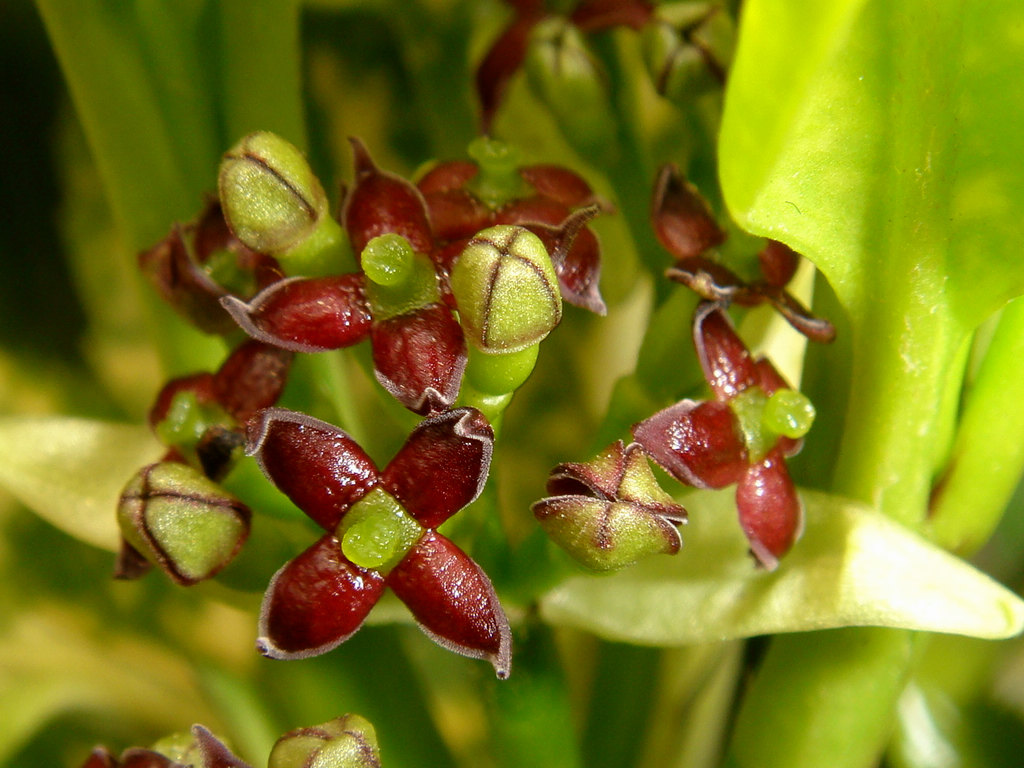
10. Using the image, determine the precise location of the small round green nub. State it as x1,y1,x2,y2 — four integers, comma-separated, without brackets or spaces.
338,489,423,572
764,389,816,439
362,233,415,287
451,225,562,354
219,131,326,254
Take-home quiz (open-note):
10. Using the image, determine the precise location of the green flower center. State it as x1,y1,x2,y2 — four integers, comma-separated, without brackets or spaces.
728,386,816,461
337,488,424,572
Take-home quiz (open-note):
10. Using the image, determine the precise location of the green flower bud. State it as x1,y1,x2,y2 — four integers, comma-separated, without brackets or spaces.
642,5,735,103
220,132,326,253
118,462,251,585
533,442,686,572
269,714,381,768
219,132,350,273
451,225,561,354
524,18,615,154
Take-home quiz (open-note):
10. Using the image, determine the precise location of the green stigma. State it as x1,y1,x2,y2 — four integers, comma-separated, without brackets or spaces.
467,136,527,209
361,233,415,287
729,387,773,462
764,388,816,439
338,488,423,571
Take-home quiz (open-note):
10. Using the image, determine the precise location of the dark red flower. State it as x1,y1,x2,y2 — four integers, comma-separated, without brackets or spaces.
632,302,814,569
247,406,512,678
652,163,836,343
138,200,283,336
223,140,466,416
419,148,608,314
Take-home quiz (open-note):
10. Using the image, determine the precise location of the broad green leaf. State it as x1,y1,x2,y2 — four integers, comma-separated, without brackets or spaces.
719,0,1024,526
0,417,161,551
539,489,1024,645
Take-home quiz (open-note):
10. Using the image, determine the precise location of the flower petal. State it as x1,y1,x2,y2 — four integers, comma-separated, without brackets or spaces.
221,275,371,353
257,534,385,659
632,399,748,489
371,303,467,415
344,138,434,256
736,447,804,570
475,10,542,133
651,163,726,260
519,164,598,208
387,530,512,678
382,407,494,529
246,408,380,531
693,302,760,400
212,340,293,424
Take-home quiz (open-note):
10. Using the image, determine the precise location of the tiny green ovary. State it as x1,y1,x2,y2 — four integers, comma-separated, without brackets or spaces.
339,488,423,571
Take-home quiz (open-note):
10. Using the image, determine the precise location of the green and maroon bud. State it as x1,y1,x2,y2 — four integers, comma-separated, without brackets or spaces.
641,3,733,103
269,715,381,768
117,462,251,585
533,441,686,571
219,132,348,273
451,224,562,354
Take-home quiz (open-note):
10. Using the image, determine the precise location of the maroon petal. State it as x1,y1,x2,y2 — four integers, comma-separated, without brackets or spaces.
519,164,598,208
222,274,372,353
191,726,252,768
246,408,380,531
757,285,838,344
570,0,655,32
118,751,179,768
344,138,434,256
371,303,467,415
736,448,804,570
388,530,511,679
651,163,726,260
212,340,293,423
757,239,800,288
418,160,479,194
382,407,494,529
257,534,385,659
422,187,493,241
693,302,760,400
632,399,748,489
475,10,543,133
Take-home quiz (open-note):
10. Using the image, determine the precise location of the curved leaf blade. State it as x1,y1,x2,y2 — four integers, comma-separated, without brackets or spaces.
540,489,1024,644
0,417,161,551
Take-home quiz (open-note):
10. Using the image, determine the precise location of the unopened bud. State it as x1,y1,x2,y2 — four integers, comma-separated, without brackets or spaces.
642,5,734,103
533,442,686,571
451,225,561,353
269,714,381,768
118,462,251,585
524,18,615,153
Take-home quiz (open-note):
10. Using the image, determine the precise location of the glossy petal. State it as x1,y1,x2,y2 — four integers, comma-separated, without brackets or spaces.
475,11,543,133
651,163,726,260
222,275,372,353
382,407,494,529
632,399,748,489
519,164,597,208
118,751,179,768
247,408,380,531
736,447,804,570
423,187,492,241
344,138,434,256
212,339,293,424
693,302,760,400
371,303,467,415
258,534,386,659
388,530,512,679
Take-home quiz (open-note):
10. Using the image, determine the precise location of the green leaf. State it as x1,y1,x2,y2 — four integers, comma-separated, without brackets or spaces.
0,417,162,551
539,489,1024,644
718,0,1024,525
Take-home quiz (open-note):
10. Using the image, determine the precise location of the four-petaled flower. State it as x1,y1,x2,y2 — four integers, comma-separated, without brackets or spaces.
247,406,512,678
223,138,467,415
632,302,815,570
